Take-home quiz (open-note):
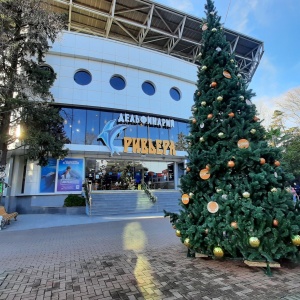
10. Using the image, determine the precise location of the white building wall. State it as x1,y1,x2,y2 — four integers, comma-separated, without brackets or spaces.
46,31,197,120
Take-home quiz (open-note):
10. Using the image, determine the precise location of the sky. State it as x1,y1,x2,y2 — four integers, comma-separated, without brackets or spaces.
154,0,300,126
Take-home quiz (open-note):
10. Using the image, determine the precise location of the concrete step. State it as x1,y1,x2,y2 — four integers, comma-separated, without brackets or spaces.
88,190,180,216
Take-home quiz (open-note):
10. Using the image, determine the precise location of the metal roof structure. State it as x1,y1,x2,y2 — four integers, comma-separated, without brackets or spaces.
49,0,264,82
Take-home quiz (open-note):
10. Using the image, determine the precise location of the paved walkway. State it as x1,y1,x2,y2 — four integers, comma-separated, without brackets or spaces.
1,214,300,299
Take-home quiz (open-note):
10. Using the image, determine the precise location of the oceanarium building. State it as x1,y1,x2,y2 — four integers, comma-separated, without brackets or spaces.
4,0,264,213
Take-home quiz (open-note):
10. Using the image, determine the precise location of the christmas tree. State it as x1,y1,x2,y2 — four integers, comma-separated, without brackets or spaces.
166,0,300,264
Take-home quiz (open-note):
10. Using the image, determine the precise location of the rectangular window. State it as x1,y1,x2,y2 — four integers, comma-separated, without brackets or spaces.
86,110,100,145
72,109,86,144
60,108,73,142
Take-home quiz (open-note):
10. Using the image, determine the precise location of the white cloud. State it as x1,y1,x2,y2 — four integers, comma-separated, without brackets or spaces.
224,0,259,33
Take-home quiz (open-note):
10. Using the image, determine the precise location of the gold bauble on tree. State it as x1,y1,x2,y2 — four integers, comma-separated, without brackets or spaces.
181,194,190,205
207,113,213,119
184,238,190,247
213,247,224,258
192,118,197,124
186,167,190,172
273,219,279,227
210,81,217,88
199,168,210,180
228,112,234,118
176,230,181,237
249,237,260,248
292,235,300,246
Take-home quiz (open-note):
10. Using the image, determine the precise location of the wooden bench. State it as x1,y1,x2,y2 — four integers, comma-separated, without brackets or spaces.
0,206,18,225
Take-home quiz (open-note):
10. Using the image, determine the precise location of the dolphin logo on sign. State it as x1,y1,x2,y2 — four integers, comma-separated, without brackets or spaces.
97,120,127,155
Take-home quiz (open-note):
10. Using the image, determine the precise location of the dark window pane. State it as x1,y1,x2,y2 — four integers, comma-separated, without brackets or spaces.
74,70,92,85
39,64,54,74
110,75,126,90
60,108,73,142
86,110,100,145
72,109,86,144
142,81,155,96
170,87,181,101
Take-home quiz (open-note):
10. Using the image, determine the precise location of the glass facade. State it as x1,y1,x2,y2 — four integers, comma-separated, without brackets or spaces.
59,107,189,145
85,158,175,190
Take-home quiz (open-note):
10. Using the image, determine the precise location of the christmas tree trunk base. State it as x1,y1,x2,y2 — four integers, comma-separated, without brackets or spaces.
244,260,281,268
195,253,209,258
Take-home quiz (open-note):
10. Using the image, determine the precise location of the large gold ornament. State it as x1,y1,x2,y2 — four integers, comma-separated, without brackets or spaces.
213,247,224,258
292,235,300,246
237,139,250,149
249,237,260,248
200,168,210,180
184,238,190,247
181,194,190,205
176,230,181,237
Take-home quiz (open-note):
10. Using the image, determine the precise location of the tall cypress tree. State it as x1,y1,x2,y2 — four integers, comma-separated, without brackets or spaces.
0,0,69,167
167,0,300,263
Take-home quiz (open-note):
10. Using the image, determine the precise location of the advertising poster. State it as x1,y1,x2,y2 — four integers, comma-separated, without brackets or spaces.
57,158,83,192
40,158,57,193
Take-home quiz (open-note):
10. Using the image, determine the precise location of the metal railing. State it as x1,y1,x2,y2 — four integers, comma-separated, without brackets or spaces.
141,182,157,203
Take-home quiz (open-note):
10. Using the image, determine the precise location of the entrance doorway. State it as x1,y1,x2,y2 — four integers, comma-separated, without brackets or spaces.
85,158,175,190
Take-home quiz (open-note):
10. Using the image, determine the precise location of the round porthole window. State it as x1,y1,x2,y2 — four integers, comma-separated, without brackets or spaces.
74,70,92,85
170,87,181,101
142,81,155,96
39,64,54,74
110,75,126,90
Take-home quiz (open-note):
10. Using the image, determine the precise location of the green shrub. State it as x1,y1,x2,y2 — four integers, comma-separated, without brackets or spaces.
64,194,86,207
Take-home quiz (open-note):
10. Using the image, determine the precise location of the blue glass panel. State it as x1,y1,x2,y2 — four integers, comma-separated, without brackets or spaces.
169,123,179,143
149,127,159,140
113,112,124,146
137,124,148,139
110,76,126,90
71,109,86,144
124,125,137,138
86,110,100,145
142,81,155,96
99,111,113,147
170,87,181,101
74,70,92,85
178,121,189,136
